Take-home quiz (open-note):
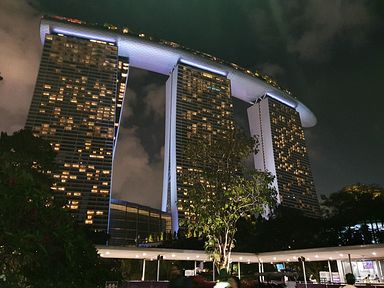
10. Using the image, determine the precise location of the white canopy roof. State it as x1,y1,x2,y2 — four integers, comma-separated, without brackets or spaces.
97,244,384,263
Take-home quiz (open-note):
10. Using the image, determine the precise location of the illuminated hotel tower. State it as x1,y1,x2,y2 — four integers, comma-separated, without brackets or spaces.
162,62,234,230
25,33,128,232
247,96,320,217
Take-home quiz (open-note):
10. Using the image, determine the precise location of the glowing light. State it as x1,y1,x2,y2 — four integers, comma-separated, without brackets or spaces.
52,28,116,43
179,59,227,76
266,92,296,109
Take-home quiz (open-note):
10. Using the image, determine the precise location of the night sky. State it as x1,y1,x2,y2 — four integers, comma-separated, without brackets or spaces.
0,0,383,209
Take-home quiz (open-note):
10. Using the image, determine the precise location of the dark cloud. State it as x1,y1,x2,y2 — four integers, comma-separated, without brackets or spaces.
259,63,285,78
0,0,41,133
112,69,165,208
284,0,372,61
112,125,163,208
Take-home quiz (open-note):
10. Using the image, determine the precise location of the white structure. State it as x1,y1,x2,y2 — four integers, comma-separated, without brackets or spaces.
98,244,384,282
39,16,319,230
248,97,320,217
39,17,316,127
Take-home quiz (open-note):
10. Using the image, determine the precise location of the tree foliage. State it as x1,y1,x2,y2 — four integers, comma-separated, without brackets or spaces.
321,183,384,245
236,183,384,253
179,130,277,271
0,130,117,287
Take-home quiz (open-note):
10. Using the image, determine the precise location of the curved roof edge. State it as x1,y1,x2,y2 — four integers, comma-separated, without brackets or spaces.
40,18,317,127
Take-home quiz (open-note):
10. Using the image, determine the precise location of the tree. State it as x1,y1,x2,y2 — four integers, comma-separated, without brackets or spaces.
0,130,117,287
236,206,327,252
179,130,277,272
321,183,384,244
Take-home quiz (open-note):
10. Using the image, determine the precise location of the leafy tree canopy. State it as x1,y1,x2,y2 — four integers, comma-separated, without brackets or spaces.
179,130,277,271
0,130,117,288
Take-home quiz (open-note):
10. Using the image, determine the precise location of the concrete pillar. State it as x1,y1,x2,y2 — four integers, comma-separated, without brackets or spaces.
141,259,146,281
261,262,265,282
348,254,353,274
301,260,308,288
337,260,345,283
156,258,160,281
328,260,333,283
238,262,241,279
378,260,383,279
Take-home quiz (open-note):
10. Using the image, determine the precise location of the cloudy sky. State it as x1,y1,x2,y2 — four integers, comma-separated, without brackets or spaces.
0,0,383,209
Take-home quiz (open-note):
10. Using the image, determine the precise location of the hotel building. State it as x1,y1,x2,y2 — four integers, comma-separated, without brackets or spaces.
25,32,128,233
248,96,320,217
162,62,235,230
26,16,320,234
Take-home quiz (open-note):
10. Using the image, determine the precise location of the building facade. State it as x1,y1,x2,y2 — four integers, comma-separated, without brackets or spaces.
109,199,171,246
162,62,235,231
27,16,321,235
25,33,128,232
247,96,320,217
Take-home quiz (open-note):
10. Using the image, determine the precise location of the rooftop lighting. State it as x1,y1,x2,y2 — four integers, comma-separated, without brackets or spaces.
179,59,227,77
52,28,115,43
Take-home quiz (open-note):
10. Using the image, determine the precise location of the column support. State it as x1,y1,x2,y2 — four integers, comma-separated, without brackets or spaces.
261,262,265,282
141,259,146,281
328,260,333,283
348,254,353,274
301,260,308,288
156,258,160,281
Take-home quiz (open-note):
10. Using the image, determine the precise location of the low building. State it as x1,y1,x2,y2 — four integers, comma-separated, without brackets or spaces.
108,199,172,246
